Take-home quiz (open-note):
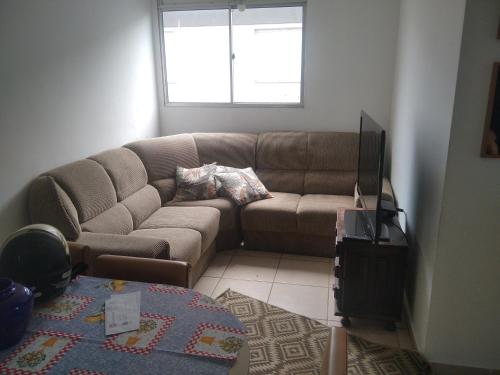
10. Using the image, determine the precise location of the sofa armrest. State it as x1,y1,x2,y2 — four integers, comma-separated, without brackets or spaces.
354,177,395,208
93,255,190,288
75,232,170,274
67,242,89,267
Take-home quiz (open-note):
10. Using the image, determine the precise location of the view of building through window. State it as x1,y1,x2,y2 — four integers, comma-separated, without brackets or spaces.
162,6,303,104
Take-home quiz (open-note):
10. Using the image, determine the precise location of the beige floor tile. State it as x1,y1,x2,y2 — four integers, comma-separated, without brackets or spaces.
212,279,272,302
268,283,329,320
397,327,417,350
327,320,343,328
203,254,232,277
235,249,282,258
346,318,399,348
329,262,338,288
193,276,220,296
315,319,329,326
281,253,332,263
222,255,280,282
328,289,339,320
274,259,330,287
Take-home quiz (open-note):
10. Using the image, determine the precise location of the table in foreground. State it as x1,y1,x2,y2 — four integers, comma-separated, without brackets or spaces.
0,276,248,375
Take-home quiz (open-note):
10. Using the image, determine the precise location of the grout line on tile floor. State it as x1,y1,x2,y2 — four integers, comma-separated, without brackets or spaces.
279,258,333,264
265,253,282,304
272,281,330,289
209,277,222,298
267,283,276,304
218,277,274,283
218,253,234,279
272,254,283,282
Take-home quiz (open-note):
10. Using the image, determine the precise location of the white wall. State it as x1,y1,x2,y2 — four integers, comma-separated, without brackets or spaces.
0,0,160,242
389,0,466,351
158,0,400,134
426,0,500,369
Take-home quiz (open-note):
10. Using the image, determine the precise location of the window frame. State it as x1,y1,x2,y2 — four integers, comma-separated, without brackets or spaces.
158,1,306,108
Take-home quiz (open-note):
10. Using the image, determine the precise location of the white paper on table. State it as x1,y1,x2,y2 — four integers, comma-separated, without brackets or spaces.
105,292,141,336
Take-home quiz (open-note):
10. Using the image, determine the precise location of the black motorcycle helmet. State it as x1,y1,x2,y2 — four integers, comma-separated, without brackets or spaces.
0,224,72,303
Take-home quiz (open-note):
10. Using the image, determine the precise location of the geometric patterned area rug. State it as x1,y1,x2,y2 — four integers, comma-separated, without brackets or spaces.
216,289,432,375
347,335,432,375
216,289,330,375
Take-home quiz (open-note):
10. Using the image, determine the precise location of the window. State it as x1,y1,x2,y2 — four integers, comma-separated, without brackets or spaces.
160,4,304,105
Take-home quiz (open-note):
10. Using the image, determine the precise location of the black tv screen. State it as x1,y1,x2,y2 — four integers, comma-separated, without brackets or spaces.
357,111,386,241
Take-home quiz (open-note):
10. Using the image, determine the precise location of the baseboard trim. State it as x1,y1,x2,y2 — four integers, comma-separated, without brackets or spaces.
402,292,418,349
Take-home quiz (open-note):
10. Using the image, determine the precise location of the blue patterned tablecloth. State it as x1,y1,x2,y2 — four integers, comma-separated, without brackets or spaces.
0,276,247,375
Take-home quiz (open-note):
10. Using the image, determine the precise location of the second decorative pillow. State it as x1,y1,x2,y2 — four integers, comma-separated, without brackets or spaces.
214,168,272,206
173,164,217,201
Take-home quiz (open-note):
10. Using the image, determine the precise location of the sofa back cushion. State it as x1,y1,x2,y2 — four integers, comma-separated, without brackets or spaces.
304,132,359,195
252,131,360,195
89,148,148,201
125,134,200,181
29,176,81,240
193,133,257,169
257,132,308,169
255,132,307,194
126,134,199,203
46,159,117,223
121,185,162,229
89,147,161,228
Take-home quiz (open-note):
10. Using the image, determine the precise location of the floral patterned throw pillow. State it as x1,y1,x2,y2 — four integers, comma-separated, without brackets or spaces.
172,164,217,201
213,165,239,193
214,167,273,206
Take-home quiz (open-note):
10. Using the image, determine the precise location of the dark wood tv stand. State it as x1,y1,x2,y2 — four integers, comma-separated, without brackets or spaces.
333,208,408,330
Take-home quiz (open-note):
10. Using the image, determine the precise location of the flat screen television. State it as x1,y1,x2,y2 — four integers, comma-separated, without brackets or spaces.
345,111,390,242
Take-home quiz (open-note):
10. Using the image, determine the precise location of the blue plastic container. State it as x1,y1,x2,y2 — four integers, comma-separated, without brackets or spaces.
0,277,33,350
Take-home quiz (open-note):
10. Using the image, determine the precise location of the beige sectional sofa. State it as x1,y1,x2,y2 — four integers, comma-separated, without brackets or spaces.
29,132,393,287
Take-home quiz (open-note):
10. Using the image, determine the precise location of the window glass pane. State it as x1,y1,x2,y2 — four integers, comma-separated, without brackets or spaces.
163,10,230,103
231,7,303,103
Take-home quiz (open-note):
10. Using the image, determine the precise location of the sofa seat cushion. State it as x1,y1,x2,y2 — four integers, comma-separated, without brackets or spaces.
166,198,237,231
75,232,169,274
297,194,355,236
139,206,220,250
241,192,300,233
130,228,202,265
81,203,133,235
